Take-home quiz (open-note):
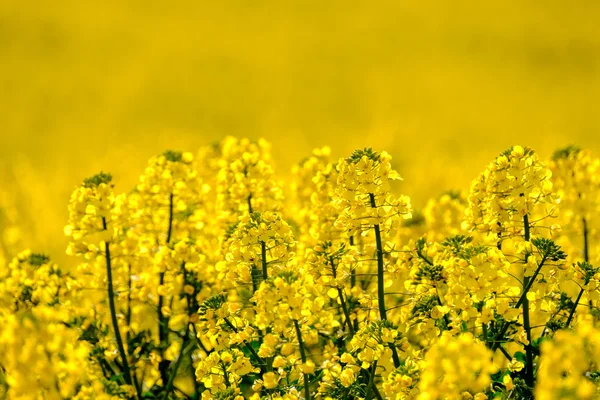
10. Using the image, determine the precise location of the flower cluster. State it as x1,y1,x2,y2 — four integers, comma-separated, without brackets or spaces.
1,139,600,399
465,145,557,241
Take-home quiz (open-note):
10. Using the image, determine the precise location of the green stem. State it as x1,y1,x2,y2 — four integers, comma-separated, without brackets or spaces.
583,217,589,262
329,257,354,335
159,193,174,386
522,276,534,387
221,361,231,388
261,241,268,281
349,235,356,288
498,345,513,362
166,193,174,244
126,263,142,395
364,361,383,400
369,193,401,369
565,287,585,329
126,263,132,337
161,334,191,400
521,214,534,389
103,235,138,397
182,264,202,396
490,254,547,350
482,323,488,346
369,193,388,321
435,287,451,329
247,195,254,214
294,320,311,400
515,255,548,309
223,318,264,369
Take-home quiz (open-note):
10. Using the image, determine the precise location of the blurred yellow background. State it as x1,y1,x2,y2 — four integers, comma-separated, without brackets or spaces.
1,0,600,260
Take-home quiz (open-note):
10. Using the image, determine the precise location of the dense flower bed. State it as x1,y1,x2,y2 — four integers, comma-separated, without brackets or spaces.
1,138,599,400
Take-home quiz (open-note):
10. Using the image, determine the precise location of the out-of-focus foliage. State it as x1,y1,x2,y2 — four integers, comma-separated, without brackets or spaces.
2,1,600,258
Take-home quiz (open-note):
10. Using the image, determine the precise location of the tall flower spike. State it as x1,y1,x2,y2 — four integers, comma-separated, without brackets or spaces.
65,173,138,395
549,146,600,264
225,211,294,291
65,172,115,255
291,147,341,245
335,148,412,238
215,137,283,221
334,148,411,369
464,145,557,242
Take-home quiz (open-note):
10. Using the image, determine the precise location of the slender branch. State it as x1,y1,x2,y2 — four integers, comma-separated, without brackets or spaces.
126,263,132,336
565,287,585,329
498,345,513,362
516,254,548,309
126,263,142,395
349,235,357,288
159,193,174,386
294,320,311,400
223,318,264,368
521,214,534,389
364,361,383,400
247,195,254,214
101,219,139,399
261,240,268,281
369,193,388,321
161,336,190,400
329,257,354,335
435,288,451,329
482,323,488,346
369,193,401,369
166,192,174,244
583,217,589,262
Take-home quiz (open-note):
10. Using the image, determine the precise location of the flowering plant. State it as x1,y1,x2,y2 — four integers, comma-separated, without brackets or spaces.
1,140,599,400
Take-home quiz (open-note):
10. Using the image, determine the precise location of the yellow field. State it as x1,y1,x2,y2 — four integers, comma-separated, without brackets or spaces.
3,4,600,395
2,0,600,258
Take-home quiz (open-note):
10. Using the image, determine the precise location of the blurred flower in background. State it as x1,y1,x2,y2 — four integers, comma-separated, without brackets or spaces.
1,0,599,262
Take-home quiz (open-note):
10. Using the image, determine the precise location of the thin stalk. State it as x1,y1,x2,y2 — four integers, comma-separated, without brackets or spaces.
247,195,254,214
329,257,354,335
498,345,513,362
515,255,548,309
521,214,535,389
435,288,451,329
159,193,174,386
223,318,264,368
490,254,547,350
565,287,585,329
126,263,142,395
349,235,356,288
349,236,360,332
221,362,231,387
294,320,311,400
161,335,190,400
102,224,138,398
583,218,589,262
261,241,268,281
482,324,488,346
369,193,388,321
182,264,202,396
364,361,384,400
127,263,132,337
166,193,174,244
369,193,400,369
338,290,354,335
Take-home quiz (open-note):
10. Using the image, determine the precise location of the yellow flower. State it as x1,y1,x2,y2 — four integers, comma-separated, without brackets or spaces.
339,368,356,388
263,372,280,389
508,360,524,372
